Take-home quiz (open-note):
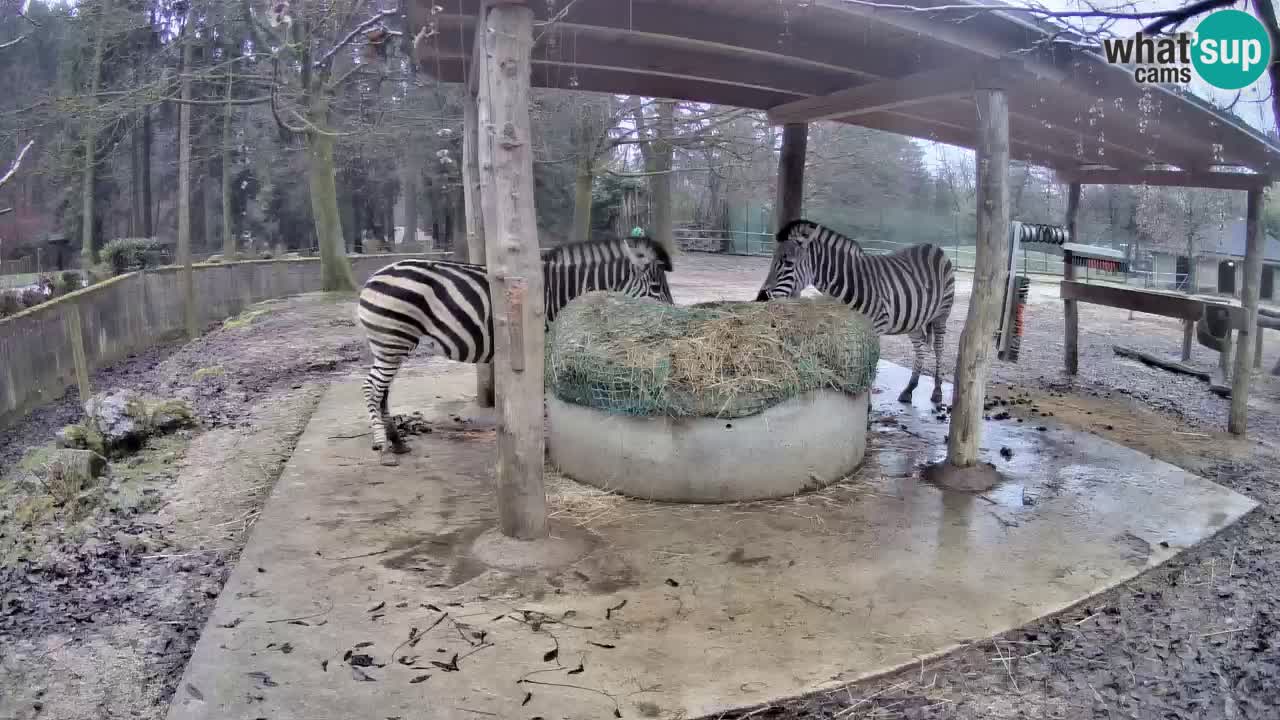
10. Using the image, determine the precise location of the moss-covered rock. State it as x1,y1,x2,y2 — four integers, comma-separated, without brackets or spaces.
56,423,107,456
149,399,196,433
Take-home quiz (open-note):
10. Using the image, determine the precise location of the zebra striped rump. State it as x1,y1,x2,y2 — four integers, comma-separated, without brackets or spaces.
355,236,674,462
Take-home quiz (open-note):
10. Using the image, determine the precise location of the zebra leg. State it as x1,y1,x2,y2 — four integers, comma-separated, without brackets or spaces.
381,387,410,456
898,329,927,404
364,350,409,466
929,321,947,405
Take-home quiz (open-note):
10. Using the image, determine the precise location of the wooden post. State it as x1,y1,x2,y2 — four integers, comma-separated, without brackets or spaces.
1182,319,1194,362
463,94,495,408
1229,187,1266,435
477,1,548,539
64,302,92,403
945,89,1010,469
1063,182,1081,374
775,123,808,227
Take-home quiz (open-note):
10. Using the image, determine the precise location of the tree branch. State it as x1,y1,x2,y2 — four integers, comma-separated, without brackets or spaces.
270,59,307,135
1142,0,1239,33
0,140,34,191
315,9,397,69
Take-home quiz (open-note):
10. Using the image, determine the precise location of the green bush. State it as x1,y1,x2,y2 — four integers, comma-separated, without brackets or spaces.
101,237,159,275
59,270,84,294
0,292,22,318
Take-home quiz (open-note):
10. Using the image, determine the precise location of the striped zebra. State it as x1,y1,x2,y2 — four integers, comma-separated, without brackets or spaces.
755,219,955,405
357,236,674,465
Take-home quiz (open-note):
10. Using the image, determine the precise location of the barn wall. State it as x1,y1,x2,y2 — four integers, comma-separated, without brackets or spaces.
0,253,449,428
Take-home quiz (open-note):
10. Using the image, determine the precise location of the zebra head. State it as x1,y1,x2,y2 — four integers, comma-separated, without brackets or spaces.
755,219,819,301
622,236,675,304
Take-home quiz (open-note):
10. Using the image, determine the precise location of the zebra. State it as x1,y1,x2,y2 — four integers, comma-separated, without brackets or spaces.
755,219,955,405
357,236,674,465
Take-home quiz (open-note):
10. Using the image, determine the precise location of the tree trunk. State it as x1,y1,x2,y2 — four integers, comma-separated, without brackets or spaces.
775,123,808,228
142,108,154,238
571,108,599,244
222,65,236,258
650,100,675,254
130,124,142,237
1230,188,1265,435
477,3,547,539
402,163,419,252
80,0,109,266
177,26,197,339
306,107,356,291
463,97,494,406
944,89,1010,472
1063,183,1081,374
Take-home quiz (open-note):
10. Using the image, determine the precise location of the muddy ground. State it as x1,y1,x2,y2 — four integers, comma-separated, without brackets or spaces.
3,254,1280,720
0,293,393,720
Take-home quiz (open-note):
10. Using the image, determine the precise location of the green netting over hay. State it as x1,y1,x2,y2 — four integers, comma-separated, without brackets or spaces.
545,292,880,419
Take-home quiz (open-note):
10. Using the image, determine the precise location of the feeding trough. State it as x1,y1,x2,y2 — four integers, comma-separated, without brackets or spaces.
544,292,880,503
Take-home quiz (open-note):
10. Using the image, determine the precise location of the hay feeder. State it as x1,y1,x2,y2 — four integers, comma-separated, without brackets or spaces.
544,293,880,503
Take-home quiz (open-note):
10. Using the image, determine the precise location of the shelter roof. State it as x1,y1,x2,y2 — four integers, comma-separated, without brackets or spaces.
410,0,1280,185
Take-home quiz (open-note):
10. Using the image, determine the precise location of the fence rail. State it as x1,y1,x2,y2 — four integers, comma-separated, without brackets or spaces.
0,251,452,428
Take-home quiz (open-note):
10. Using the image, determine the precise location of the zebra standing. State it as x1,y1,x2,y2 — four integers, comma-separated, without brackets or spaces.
755,219,955,405
357,236,674,465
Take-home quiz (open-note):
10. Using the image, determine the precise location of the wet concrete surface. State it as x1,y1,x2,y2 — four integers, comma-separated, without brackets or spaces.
166,362,1256,720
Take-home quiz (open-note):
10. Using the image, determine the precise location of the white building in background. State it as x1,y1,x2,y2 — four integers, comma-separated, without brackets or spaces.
392,226,432,249
1148,219,1280,302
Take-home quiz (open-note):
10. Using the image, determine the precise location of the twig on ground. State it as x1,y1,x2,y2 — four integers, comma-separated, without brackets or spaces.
266,599,335,624
331,548,391,561
993,641,1020,692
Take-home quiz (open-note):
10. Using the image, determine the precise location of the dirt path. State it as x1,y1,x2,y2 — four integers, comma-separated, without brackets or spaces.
0,293,403,720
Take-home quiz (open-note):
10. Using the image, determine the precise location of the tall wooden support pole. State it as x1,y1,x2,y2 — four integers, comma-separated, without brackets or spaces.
1063,182,1081,374
945,89,1010,469
463,96,495,408
477,1,547,539
775,123,808,228
1229,187,1266,435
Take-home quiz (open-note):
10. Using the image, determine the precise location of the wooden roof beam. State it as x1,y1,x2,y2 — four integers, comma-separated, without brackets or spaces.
1056,168,1273,191
852,110,1080,172
767,59,1031,125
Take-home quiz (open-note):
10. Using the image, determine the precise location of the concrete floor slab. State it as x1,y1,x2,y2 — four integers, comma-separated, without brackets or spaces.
167,361,1257,720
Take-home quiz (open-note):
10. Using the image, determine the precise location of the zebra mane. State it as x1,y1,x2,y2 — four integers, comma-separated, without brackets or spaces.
544,236,673,272
776,219,864,253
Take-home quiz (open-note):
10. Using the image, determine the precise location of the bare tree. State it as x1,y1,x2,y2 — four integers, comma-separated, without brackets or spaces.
1137,185,1231,292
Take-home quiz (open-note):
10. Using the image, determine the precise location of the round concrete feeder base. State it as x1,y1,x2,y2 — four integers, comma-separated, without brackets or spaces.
546,389,869,504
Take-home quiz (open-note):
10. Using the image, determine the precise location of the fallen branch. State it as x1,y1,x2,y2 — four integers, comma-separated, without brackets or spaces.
1113,345,1210,381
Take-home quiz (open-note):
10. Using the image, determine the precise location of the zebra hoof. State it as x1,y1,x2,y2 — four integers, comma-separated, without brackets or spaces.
379,448,400,467
930,391,944,405
897,391,914,404
391,440,411,455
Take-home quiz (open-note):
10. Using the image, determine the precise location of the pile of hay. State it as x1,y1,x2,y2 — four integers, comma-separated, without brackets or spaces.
546,292,879,419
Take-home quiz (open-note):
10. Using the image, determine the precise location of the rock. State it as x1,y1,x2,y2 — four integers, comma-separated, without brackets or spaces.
83,391,150,454
149,399,196,433
73,392,196,457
